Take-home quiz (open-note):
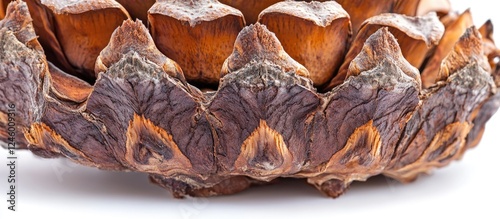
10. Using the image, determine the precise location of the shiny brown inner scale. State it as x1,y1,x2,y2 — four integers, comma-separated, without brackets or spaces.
1,0,499,198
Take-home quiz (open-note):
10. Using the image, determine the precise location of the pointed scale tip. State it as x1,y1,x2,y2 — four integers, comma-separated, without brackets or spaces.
221,24,309,79
347,28,422,88
95,19,185,81
438,26,490,82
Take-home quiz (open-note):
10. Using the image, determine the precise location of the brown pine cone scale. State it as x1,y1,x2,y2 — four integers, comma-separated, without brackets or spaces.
1,0,499,198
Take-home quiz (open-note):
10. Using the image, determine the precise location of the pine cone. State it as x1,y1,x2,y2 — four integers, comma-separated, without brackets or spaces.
0,0,499,198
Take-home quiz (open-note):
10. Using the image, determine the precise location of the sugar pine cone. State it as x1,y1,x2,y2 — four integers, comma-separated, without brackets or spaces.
0,0,499,198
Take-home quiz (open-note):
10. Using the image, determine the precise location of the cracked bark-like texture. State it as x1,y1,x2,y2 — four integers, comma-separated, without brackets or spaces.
385,27,495,182
1,0,499,199
0,1,45,149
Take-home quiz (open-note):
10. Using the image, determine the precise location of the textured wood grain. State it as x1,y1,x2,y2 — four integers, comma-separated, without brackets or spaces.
385,28,495,181
305,29,420,195
0,1,45,149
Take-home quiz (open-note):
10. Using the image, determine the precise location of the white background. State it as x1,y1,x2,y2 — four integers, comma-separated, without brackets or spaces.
1,0,500,218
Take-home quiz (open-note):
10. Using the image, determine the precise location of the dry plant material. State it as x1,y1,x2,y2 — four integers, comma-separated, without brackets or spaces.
479,20,499,69
394,0,451,17
115,0,155,23
421,10,474,88
1,0,499,199
334,0,396,34
0,0,44,149
25,0,129,81
335,0,451,35
0,0,8,19
219,0,281,24
258,1,351,86
148,0,245,87
325,12,444,90
385,27,494,181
